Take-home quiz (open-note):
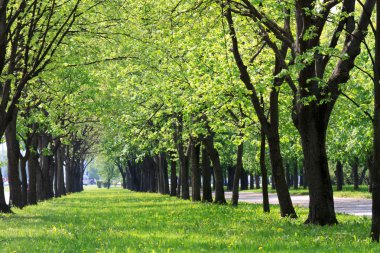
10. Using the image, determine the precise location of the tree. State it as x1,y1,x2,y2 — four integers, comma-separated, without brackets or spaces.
100,160,119,189
371,0,380,242
0,0,84,213
223,0,376,225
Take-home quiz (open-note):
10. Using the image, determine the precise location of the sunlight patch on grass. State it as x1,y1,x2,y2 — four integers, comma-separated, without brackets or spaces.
0,189,379,252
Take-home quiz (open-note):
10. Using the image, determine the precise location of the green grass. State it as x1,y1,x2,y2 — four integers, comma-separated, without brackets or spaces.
0,188,379,252
242,185,372,199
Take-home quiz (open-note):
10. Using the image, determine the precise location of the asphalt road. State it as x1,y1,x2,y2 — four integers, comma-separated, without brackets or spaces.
225,192,372,216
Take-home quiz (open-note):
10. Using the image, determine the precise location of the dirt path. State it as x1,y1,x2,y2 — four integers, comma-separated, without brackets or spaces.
225,192,372,216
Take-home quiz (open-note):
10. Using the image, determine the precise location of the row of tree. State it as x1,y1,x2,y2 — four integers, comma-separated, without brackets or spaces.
0,0,100,212
2,0,380,244
94,0,380,242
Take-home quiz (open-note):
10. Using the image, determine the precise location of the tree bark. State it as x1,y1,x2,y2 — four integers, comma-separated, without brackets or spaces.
179,147,189,200
191,140,201,201
65,146,72,194
358,165,367,185
173,116,189,199
299,117,337,225
367,155,374,192
117,162,127,190
260,127,270,213
6,108,22,208
203,134,226,204
156,155,164,194
232,142,243,206
302,165,308,189
227,166,234,191
371,0,380,241
28,134,39,205
352,157,359,190
293,161,299,190
170,159,177,196
20,157,28,206
54,141,65,197
240,168,248,190
255,173,260,189
176,160,181,198
335,161,343,191
40,134,54,199
267,132,296,217
162,153,169,194
201,147,213,202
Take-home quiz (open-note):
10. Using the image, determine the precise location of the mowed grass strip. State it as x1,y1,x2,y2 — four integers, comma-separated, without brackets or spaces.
0,188,379,253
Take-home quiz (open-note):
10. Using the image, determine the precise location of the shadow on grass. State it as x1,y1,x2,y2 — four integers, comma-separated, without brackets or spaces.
0,189,379,252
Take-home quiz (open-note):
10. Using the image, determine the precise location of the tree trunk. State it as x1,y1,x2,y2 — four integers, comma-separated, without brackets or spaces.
6,108,22,208
335,161,343,191
191,141,201,201
117,161,127,190
299,114,337,225
227,166,234,191
212,168,216,191
0,169,11,213
65,146,72,194
162,153,170,194
368,155,374,192
28,134,39,205
20,157,28,206
54,155,58,196
201,147,212,202
260,127,270,213
157,155,164,194
225,5,295,216
122,173,127,189
293,161,299,189
302,165,308,189
371,0,380,241
285,162,291,188
267,133,296,217
271,176,276,189
176,160,181,198
174,117,189,199
240,168,248,190
203,135,226,204
40,134,54,199
358,166,367,185
56,145,65,196
170,159,177,196
255,173,260,189
352,157,359,190
232,143,243,206
179,149,189,200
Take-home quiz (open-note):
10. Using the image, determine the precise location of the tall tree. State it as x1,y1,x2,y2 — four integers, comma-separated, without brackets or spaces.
371,0,380,242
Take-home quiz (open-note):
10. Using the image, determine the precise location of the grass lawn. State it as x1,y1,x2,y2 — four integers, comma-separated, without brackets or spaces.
242,185,372,199
0,189,379,252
